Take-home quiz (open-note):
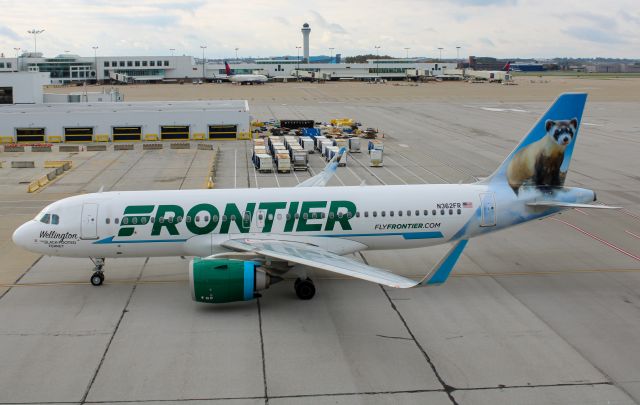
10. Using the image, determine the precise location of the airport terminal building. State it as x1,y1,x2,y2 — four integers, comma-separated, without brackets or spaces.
0,53,455,84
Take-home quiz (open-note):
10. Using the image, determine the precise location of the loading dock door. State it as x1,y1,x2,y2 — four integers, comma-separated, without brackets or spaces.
64,127,94,142
161,125,190,140
16,128,45,143
113,126,142,142
208,125,237,140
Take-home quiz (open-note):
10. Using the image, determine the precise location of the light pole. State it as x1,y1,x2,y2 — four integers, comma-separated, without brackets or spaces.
13,47,20,71
456,46,461,68
438,47,443,62
92,46,98,83
235,47,239,61
374,45,381,80
169,48,175,56
200,45,207,81
404,47,410,59
27,29,44,54
329,47,334,63
296,46,301,78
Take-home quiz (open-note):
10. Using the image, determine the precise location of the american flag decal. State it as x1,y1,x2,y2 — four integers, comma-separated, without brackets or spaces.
463,202,473,208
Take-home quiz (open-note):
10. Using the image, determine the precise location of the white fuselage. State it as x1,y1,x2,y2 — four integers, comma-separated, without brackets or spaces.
13,184,514,259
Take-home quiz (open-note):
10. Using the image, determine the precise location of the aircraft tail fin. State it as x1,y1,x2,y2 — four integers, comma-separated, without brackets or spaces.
483,93,587,195
224,61,232,76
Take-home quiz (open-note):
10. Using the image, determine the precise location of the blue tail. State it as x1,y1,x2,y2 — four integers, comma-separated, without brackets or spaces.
485,93,587,195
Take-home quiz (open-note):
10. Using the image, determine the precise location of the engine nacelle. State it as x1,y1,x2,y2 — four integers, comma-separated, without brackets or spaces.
189,258,276,303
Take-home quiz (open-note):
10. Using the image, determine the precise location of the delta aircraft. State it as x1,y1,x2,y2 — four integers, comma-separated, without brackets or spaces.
12,93,618,304
224,61,268,84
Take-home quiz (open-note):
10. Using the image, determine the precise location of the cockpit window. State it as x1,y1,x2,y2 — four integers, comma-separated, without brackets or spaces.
51,214,59,225
40,214,50,224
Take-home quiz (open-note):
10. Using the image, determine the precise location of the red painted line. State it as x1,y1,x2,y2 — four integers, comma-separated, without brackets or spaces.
625,230,640,240
550,217,640,262
574,208,589,216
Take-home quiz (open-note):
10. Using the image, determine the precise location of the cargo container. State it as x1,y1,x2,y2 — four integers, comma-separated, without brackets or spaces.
291,150,309,171
333,138,348,149
368,139,384,153
275,153,291,172
321,141,334,157
299,136,315,153
325,146,340,161
314,136,327,151
370,149,383,167
254,153,274,172
301,128,320,138
348,137,361,152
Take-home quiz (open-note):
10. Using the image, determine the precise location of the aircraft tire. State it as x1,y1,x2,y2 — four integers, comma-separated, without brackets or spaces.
90,272,104,286
295,278,315,300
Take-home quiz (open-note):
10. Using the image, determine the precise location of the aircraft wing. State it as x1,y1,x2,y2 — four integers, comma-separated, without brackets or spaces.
218,238,469,288
296,147,346,188
526,202,621,209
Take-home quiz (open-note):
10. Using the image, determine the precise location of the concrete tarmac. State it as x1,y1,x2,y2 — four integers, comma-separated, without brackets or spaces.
0,96,639,404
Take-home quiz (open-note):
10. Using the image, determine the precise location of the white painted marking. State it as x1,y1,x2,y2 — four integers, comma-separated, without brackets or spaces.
583,123,603,127
398,144,409,148
481,107,528,113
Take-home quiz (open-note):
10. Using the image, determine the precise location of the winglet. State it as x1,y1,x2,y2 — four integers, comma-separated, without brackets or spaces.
296,147,346,188
416,239,468,286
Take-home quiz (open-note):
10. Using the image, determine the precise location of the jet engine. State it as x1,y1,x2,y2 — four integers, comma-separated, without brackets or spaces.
189,258,279,303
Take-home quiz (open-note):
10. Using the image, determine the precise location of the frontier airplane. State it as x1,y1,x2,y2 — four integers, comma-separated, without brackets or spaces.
12,93,617,304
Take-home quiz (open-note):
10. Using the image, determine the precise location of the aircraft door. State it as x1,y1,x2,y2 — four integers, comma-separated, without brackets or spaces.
480,193,496,227
255,209,266,229
81,203,99,239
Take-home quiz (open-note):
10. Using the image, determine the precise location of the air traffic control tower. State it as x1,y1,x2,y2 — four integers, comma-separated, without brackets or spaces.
302,23,311,62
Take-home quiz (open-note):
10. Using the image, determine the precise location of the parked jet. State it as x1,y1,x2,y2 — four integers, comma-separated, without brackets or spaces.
224,61,268,84
12,93,617,304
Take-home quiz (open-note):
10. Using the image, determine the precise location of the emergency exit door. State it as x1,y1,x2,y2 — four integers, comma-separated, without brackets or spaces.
81,203,99,239
480,193,496,227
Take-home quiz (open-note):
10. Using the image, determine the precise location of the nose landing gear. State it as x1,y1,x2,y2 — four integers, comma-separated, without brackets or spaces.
90,258,105,286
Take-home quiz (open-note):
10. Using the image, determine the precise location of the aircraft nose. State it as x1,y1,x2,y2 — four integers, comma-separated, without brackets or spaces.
12,222,30,249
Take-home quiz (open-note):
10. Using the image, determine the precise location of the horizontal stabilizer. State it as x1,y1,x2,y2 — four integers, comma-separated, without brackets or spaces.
527,202,621,209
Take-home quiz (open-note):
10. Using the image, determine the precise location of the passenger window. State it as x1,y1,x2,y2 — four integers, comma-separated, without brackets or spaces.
204,216,209,222
407,210,411,217
415,210,420,216
115,218,119,224
230,215,236,221
196,216,200,222
268,214,274,220
449,209,453,215
381,211,385,217
213,215,219,222
222,215,227,222
123,217,129,225
167,217,173,224
150,217,154,223
321,212,326,219
132,217,138,225
295,213,300,219
159,217,164,224
141,217,147,224
328,212,334,219
286,214,291,220
373,211,377,217
347,212,352,219
338,212,343,219
457,209,461,215
303,213,309,220
440,209,445,215
51,214,59,225
398,211,403,217
356,212,360,218
364,211,369,218
106,218,110,224
424,210,428,216
432,210,436,216
186,216,191,223
177,216,183,223
258,214,264,220
277,213,282,220
390,211,394,217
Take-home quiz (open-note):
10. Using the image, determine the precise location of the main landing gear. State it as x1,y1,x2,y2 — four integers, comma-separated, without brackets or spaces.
294,277,316,300
90,258,105,286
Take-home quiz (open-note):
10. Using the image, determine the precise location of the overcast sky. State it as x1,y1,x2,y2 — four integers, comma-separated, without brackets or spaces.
0,0,638,59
